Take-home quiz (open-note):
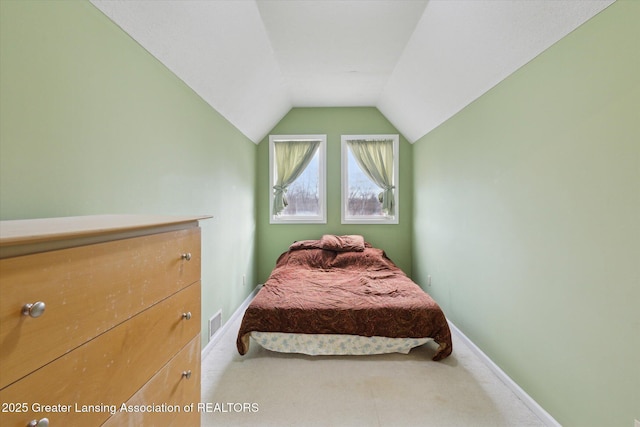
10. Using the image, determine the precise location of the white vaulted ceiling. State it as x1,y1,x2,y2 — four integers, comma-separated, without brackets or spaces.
90,0,614,143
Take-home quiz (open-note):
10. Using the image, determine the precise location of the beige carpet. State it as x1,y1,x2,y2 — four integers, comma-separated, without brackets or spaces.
201,313,545,427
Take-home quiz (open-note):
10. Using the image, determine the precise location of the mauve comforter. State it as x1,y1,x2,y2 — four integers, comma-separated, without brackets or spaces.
237,238,452,361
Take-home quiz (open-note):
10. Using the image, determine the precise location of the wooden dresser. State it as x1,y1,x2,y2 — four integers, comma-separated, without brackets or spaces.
0,215,209,427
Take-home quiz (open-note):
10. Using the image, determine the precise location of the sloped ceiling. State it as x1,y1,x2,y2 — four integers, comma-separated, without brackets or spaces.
90,0,614,143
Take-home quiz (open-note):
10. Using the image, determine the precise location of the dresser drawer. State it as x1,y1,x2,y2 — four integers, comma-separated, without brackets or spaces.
0,228,200,389
0,282,200,427
102,334,201,427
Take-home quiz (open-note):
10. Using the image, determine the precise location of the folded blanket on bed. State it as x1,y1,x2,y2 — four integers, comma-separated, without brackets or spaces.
320,234,365,252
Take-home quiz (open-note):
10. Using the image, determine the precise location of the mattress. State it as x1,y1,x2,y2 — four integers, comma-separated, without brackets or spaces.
251,332,432,356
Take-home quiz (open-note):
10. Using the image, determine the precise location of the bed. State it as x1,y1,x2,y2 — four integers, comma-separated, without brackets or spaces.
237,235,452,361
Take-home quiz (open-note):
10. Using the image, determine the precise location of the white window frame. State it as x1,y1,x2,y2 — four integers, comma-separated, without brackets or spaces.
269,134,327,224
341,134,399,225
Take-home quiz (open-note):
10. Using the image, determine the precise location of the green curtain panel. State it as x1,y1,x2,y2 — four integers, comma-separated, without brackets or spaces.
347,139,395,216
272,139,320,215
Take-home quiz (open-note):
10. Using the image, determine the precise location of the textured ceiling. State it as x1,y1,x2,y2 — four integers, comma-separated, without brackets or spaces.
90,0,614,143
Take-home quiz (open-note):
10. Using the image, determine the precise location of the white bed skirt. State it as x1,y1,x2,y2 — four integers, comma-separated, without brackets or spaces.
250,332,432,356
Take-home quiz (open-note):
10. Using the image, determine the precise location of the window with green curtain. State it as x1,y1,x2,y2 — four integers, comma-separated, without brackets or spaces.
341,135,399,224
269,135,327,224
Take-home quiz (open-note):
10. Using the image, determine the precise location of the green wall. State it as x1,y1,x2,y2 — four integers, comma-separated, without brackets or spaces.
0,0,258,349
256,108,413,283
412,2,639,426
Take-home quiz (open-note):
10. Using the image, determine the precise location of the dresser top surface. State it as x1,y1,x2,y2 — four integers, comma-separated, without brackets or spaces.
0,214,211,248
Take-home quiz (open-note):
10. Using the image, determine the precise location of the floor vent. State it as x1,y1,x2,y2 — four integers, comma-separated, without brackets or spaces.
208,310,222,341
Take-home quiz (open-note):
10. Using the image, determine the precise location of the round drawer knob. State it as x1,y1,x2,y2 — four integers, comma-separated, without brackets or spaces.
181,253,192,261
27,418,49,427
182,312,192,320
182,370,192,379
22,302,46,318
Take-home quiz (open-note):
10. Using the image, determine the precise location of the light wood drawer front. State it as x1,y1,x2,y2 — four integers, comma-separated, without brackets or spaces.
0,228,200,389
0,282,200,427
101,335,201,427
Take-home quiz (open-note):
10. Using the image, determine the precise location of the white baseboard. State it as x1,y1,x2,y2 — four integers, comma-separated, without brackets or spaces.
201,285,261,359
448,321,561,427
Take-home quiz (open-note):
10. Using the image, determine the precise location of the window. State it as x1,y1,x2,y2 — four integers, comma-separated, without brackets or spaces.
341,134,399,224
269,135,326,224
